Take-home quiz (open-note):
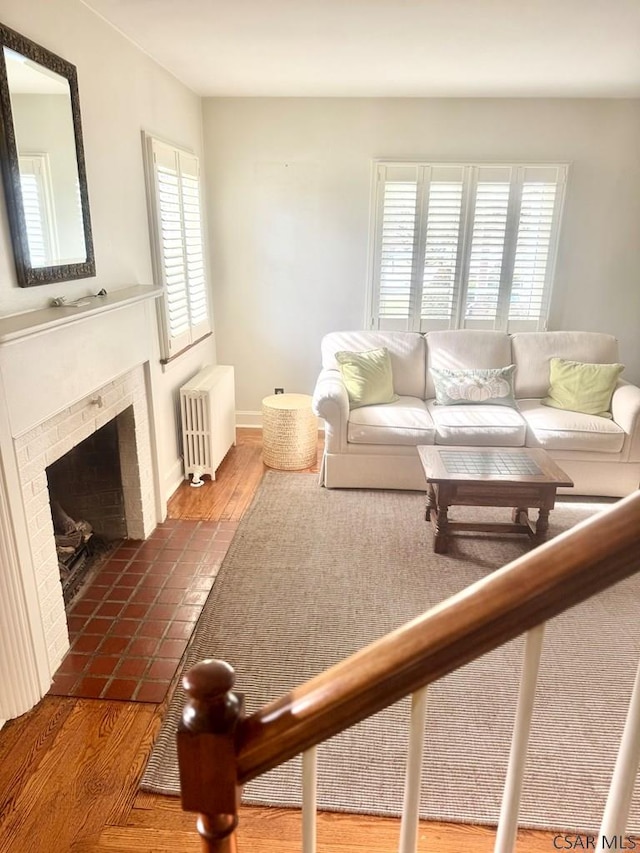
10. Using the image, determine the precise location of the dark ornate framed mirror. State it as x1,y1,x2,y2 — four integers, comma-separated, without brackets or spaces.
0,23,95,286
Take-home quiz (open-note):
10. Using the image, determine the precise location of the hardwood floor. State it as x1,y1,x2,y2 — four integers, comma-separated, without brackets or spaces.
0,429,554,852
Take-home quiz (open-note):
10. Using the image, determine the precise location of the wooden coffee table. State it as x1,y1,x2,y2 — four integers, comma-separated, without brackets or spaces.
417,446,574,554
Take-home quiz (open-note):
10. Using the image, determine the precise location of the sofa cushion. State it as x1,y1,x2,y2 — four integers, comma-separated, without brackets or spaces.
543,358,624,419
426,401,527,446
347,397,435,446
519,400,625,453
322,331,426,398
425,330,512,399
335,347,399,409
430,365,517,407
511,332,620,399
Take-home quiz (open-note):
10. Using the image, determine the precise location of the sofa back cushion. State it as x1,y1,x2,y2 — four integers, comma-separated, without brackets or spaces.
321,331,426,398
510,332,620,399
425,330,512,400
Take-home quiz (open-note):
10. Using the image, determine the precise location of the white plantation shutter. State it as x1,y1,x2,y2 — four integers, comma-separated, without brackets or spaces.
421,172,464,325
370,162,567,332
18,155,56,268
509,167,562,322
376,168,417,324
464,170,511,325
155,146,190,350
180,159,209,338
20,171,47,267
145,136,211,359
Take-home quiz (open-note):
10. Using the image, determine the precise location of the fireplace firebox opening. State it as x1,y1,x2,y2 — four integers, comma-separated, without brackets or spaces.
46,409,135,605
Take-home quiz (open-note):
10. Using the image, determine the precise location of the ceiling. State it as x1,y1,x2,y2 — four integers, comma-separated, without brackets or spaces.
82,0,640,98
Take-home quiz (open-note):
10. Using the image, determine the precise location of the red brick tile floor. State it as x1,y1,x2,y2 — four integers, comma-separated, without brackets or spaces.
48,518,238,702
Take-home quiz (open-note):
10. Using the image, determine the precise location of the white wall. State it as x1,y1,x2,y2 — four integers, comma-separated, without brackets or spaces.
203,98,640,415
0,0,217,503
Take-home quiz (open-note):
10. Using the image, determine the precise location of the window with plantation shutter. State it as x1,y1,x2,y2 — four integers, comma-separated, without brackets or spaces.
509,177,559,321
369,162,567,332
378,177,417,320
421,178,463,322
143,134,211,359
18,154,57,268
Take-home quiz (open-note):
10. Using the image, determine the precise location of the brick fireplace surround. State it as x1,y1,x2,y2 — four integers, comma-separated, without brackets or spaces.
15,366,156,666
0,287,163,723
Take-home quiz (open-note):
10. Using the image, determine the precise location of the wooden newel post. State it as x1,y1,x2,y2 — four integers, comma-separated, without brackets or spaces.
177,659,244,853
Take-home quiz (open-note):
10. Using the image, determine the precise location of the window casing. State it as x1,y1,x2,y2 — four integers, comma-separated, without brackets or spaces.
144,134,211,359
368,162,567,333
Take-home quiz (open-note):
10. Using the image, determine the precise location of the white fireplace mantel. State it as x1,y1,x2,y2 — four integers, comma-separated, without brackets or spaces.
0,286,162,439
0,285,163,725
0,285,162,345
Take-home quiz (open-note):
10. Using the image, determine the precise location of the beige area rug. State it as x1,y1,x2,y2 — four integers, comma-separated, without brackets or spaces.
142,472,640,832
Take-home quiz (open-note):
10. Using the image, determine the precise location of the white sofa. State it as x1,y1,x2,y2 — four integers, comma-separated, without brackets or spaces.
312,330,640,497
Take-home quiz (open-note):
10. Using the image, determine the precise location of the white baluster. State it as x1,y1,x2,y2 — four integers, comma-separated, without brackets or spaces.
398,686,429,853
302,746,317,853
494,623,546,853
596,657,640,851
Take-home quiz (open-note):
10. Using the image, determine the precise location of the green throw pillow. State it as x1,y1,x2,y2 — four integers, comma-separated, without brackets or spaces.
543,358,624,419
430,365,518,407
335,347,399,409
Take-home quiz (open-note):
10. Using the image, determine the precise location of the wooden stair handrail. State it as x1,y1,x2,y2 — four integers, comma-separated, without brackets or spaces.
231,491,640,783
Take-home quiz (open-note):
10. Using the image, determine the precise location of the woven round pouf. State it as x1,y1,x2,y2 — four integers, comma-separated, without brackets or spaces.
262,393,318,470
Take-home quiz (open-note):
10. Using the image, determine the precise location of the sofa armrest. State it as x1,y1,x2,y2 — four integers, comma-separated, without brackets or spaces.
611,381,640,462
312,368,349,453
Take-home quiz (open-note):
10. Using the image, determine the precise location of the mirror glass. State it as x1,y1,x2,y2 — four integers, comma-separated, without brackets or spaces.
0,25,95,286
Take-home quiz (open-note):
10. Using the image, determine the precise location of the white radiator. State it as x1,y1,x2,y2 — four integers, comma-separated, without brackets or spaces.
180,365,236,483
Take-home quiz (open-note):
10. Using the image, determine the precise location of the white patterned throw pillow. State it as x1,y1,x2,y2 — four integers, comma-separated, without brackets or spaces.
430,365,518,407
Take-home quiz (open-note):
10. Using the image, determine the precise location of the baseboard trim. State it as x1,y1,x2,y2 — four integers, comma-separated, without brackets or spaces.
236,410,262,428
164,458,184,503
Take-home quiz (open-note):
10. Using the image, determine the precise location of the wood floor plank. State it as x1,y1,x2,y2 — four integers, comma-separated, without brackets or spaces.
168,431,261,520
103,704,165,827
81,825,202,852
124,799,555,853
219,444,267,520
206,443,261,521
121,796,197,830
0,696,75,818
0,699,155,853
88,822,555,853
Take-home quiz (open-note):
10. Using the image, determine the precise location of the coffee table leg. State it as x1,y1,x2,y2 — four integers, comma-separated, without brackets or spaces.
425,484,436,521
434,504,449,553
536,508,550,540
512,506,528,525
